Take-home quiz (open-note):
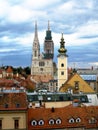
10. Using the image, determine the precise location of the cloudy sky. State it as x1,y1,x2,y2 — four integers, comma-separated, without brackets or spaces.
0,0,98,68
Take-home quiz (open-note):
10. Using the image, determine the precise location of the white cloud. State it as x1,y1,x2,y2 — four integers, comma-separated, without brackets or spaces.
22,0,61,9
0,1,10,18
77,20,98,37
0,48,17,53
7,5,32,23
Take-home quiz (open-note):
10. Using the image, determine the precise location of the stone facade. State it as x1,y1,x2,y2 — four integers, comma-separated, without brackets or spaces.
31,22,54,77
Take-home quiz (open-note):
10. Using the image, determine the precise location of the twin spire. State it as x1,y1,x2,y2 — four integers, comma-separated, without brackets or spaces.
33,21,67,57
34,20,51,41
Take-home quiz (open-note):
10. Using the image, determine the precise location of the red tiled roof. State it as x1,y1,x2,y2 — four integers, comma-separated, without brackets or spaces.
6,66,13,73
0,69,2,74
0,79,14,88
28,106,98,129
0,92,27,110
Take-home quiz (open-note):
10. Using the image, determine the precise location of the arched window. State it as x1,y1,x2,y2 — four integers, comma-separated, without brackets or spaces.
31,120,37,126
38,120,44,125
76,118,81,123
89,117,96,124
69,118,75,123
49,119,55,125
56,118,62,124
34,51,37,57
61,63,64,67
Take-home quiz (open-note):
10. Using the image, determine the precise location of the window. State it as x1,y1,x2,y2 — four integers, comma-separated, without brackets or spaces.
59,96,64,101
74,81,79,90
40,68,43,71
34,51,37,57
16,103,20,108
69,118,75,123
0,120,2,129
61,63,64,67
89,117,96,124
88,98,92,103
50,82,52,86
38,120,44,125
76,118,81,123
56,118,61,124
14,120,19,129
31,120,37,126
61,71,64,75
49,119,54,125
4,104,8,108
39,62,45,66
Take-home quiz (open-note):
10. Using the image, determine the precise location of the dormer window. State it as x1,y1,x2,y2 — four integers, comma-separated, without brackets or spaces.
49,119,54,125
38,120,44,125
76,118,81,123
31,120,37,126
89,117,96,124
56,118,62,124
69,118,75,123
16,103,20,108
4,104,8,108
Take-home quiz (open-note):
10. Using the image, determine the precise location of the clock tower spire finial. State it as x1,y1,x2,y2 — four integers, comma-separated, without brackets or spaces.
58,33,67,55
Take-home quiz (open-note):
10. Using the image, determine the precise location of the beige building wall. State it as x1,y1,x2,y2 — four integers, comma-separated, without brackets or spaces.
0,111,27,130
58,56,68,90
44,101,72,108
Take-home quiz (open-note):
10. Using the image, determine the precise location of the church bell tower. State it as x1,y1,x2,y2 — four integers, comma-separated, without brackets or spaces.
57,33,68,90
44,21,54,59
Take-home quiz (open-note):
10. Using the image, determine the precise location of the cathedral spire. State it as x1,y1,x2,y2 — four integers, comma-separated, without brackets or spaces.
48,20,50,30
34,21,39,42
32,21,40,59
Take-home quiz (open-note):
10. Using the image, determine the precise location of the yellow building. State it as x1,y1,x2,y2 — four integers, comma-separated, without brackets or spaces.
57,34,68,90
60,72,95,93
0,92,27,130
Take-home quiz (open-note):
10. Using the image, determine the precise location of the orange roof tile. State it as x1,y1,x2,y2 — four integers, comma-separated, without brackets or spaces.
0,92,27,110
28,106,98,129
0,69,2,74
6,66,13,73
